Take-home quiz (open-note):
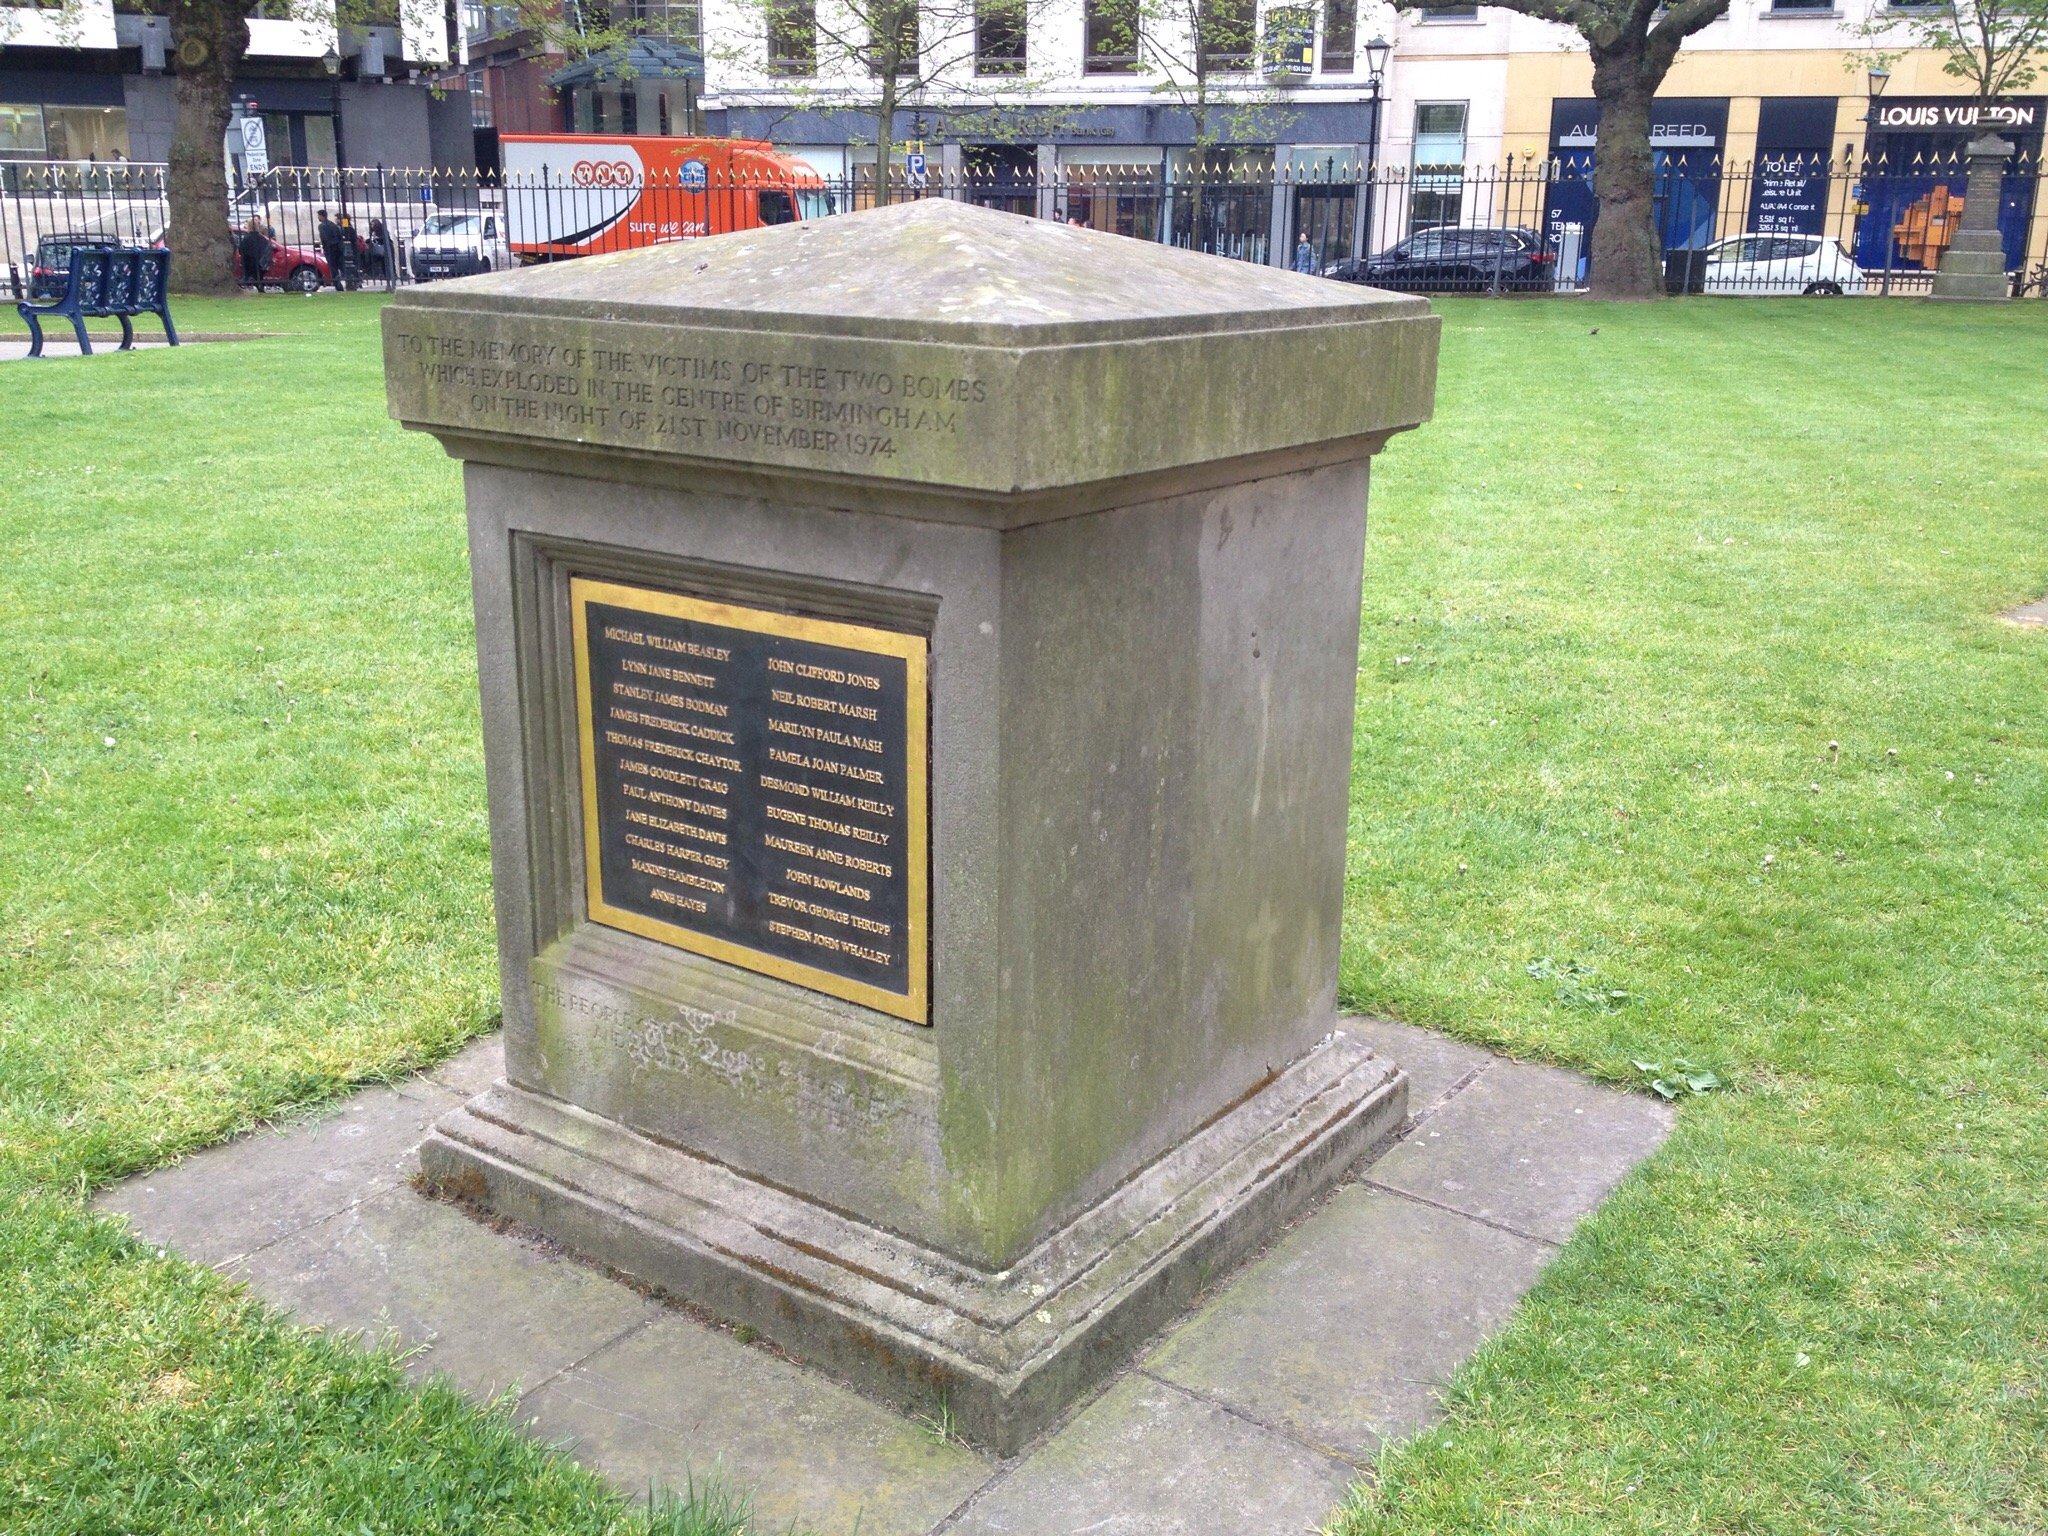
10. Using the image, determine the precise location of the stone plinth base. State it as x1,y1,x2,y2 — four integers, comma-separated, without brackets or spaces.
421,1030,1406,1454
1932,231,2012,301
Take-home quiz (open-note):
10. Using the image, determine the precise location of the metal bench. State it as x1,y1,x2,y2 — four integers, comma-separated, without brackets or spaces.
16,245,178,358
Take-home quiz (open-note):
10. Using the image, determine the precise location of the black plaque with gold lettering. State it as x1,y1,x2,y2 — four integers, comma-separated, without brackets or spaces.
571,576,929,1024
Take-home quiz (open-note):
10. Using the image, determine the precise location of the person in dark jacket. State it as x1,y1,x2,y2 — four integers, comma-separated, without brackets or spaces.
238,216,273,289
365,218,394,284
315,208,344,288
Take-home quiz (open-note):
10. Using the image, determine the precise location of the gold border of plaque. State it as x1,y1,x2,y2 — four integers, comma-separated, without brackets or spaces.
570,576,930,1025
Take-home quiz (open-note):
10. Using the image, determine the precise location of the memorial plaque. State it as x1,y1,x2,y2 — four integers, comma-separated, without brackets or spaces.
570,576,929,1023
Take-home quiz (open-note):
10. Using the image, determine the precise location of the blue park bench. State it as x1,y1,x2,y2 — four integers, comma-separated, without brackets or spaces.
16,244,178,358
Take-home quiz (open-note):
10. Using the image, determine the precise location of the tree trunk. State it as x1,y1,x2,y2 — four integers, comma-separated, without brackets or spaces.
167,0,249,297
873,75,897,208
1586,46,1662,301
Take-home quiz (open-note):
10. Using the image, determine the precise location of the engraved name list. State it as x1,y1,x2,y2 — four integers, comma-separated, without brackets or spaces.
571,577,929,1024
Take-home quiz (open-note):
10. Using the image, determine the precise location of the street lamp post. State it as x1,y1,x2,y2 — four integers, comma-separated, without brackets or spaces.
322,45,350,219
1865,64,1891,294
1362,36,1390,262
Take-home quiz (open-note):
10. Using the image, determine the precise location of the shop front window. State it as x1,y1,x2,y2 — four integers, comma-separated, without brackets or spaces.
0,103,48,158
1060,147,1164,238
42,106,130,162
1167,145,1274,261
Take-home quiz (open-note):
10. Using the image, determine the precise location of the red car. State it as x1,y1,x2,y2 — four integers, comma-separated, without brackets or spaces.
244,237,331,293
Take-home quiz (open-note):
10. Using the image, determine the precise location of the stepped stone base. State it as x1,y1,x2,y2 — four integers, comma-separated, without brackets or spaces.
420,1027,1406,1455
1931,230,2011,302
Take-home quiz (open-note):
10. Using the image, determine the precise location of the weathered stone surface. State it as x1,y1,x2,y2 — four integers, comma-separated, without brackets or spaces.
393,197,1441,1448
1346,1017,1495,1122
96,1080,455,1266
420,1028,1405,1454
1365,1059,1673,1244
2004,596,2048,627
945,1373,1354,1536
1146,1186,1554,1458
226,1185,659,1398
521,1313,989,1536
423,1032,507,1098
96,1017,1673,1531
385,199,1437,501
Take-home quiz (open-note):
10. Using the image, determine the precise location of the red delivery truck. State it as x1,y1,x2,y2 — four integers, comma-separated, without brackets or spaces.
500,134,832,262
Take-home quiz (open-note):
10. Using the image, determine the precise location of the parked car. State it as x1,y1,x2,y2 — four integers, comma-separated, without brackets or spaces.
28,233,111,302
1699,233,1866,295
410,211,508,281
247,238,332,293
1326,227,1555,294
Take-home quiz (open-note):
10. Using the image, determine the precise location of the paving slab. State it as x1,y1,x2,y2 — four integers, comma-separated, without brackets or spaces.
92,1021,1672,1533
2004,596,2048,627
943,1373,1353,1536
227,1183,660,1399
1345,1017,1495,1120
1365,1058,1673,1244
97,1078,457,1266
1146,1186,1554,1460
523,1312,989,1536
421,1032,506,1098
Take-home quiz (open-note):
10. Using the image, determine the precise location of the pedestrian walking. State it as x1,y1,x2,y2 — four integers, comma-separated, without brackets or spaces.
1292,231,1318,274
316,208,344,288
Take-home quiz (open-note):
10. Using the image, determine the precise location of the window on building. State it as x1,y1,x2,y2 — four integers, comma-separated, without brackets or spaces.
301,112,337,167
1409,101,1468,227
976,0,1028,74
1321,0,1355,71
468,70,493,128
1084,0,1141,73
767,0,817,74
1767,0,1832,10
630,0,702,47
40,105,130,161
1197,0,1256,71
868,0,918,71
1417,3,1478,17
0,103,49,158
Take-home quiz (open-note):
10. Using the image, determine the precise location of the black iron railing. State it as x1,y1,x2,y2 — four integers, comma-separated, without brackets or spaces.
2,152,2042,298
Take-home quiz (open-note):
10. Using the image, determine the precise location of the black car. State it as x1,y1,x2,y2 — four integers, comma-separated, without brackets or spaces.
1328,227,1556,294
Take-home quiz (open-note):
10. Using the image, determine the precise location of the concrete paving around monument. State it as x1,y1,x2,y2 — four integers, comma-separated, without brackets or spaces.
97,1019,1671,1535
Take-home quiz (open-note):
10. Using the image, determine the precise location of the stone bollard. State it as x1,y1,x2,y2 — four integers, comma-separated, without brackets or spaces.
383,198,1439,1453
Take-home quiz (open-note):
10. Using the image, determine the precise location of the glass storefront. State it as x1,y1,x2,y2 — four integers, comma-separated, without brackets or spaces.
0,103,129,161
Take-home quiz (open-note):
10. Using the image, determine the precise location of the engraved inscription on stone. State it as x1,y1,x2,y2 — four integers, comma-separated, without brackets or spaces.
571,577,929,1024
391,322,991,468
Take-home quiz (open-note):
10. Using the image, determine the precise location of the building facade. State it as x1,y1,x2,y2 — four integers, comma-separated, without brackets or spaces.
0,0,472,172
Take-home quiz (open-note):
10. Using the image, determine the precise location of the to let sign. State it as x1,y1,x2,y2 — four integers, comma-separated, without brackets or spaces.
571,577,929,1023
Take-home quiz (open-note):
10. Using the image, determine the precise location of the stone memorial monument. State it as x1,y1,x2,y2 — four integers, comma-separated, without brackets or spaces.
383,199,1439,1452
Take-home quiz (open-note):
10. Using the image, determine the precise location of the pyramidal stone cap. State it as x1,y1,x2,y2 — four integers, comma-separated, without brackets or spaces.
384,198,1439,499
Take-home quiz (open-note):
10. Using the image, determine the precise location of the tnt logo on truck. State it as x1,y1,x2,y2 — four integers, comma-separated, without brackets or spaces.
571,159,637,187
680,158,708,191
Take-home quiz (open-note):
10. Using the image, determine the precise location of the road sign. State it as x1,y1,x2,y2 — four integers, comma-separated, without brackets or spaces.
906,151,928,186
239,113,269,176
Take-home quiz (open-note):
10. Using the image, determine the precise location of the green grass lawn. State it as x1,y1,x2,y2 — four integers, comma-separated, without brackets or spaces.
2,291,2045,1534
